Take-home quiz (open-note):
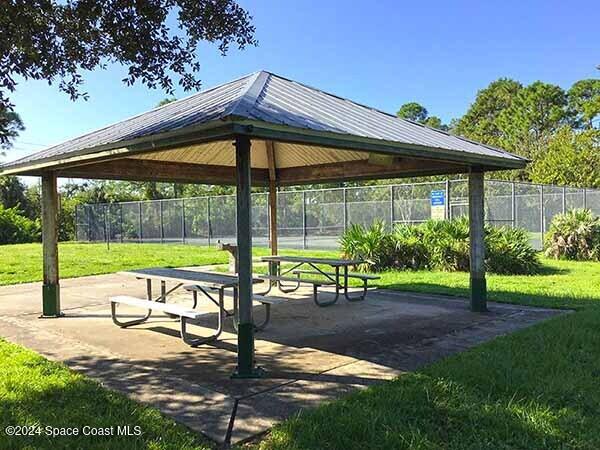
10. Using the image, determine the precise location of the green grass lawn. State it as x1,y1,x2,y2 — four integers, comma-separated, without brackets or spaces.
2,242,600,449
0,338,209,450
0,242,336,286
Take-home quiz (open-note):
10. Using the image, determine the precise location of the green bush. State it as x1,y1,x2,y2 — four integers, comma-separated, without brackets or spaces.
0,205,41,244
544,209,600,261
392,224,430,270
340,221,395,272
486,226,541,274
340,218,540,275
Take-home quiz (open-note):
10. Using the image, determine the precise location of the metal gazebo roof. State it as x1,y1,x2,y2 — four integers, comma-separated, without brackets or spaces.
0,70,526,184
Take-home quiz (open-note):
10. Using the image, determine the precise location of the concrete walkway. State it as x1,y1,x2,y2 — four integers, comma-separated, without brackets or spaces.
0,271,564,444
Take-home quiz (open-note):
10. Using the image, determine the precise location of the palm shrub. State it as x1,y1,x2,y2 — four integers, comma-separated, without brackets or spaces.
486,226,541,274
420,218,470,271
340,217,540,275
392,223,429,270
339,221,394,272
544,209,600,261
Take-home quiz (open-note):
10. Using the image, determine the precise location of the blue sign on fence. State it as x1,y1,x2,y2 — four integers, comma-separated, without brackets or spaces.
430,190,446,206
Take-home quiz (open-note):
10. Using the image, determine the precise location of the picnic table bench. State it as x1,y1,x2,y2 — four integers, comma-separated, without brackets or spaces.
259,256,380,307
112,268,270,346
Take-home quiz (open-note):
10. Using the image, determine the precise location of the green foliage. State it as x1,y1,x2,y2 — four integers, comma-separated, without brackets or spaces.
453,77,599,184
545,209,600,261
0,109,24,152
0,205,40,244
455,78,523,147
396,102,448,130
396,102,428,122
0,0,256,140
391,223,430,270
340,221,395,272
486,225,541,274
340,218,540,275
568,79,600,129
497,81,568,155
529,126,600,187
0,176,31,214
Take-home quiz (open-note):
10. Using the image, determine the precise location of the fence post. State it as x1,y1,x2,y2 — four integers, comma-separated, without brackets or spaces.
159,200,164,243
389,185,394,230
343,187,348,232
445,179,450,220
584,188,587,209
104,204,110,250
562,186,566,214
138,202,143,243
207,196,212,247
511,182,516,228
540,185,545,239
74,205,79,241
302,191,307,250
119,204,124,243
87,206,92,242
181,198,186,244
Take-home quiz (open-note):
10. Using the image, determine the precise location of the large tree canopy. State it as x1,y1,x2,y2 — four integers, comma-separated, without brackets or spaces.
0,0,256,148
396,102,428,122
454,78,523,147
568,79,600,129
396,102,447,130
497,81,568,150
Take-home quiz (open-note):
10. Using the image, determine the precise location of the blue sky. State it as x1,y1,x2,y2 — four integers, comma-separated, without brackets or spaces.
5,0,599,165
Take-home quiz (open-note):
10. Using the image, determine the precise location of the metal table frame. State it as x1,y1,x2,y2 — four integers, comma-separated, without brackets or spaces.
118,269,263,344
259,256,368,307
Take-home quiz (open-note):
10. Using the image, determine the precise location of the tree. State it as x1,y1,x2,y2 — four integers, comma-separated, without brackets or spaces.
0,110,24,154
454,78,523,147
397,102,428,122
497,81,568,151
528,126,600,187
568,79,600,129
424,116,444,130
0,0,256,147
396,102,448,130
0,176,30,213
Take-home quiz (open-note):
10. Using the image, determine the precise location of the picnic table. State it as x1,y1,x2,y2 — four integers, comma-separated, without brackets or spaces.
259,255,379,307
112,268,264,346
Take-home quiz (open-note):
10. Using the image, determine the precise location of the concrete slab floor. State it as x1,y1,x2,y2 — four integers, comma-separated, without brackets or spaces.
0,271,566,444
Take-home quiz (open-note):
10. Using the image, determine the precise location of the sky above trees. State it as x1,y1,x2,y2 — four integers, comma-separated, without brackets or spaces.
3,0,599,169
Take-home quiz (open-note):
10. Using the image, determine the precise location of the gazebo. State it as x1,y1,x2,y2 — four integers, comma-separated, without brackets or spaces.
0,71,527,377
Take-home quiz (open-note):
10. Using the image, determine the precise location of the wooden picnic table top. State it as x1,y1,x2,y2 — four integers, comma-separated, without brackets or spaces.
119,268,264,289
260,255,363,267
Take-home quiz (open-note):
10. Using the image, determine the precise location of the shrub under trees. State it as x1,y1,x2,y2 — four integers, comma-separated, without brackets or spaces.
545,209,600,261
340,218,540,275
0,205,40,244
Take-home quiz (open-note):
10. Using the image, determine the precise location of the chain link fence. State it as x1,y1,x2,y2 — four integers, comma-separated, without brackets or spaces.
75,179,600,250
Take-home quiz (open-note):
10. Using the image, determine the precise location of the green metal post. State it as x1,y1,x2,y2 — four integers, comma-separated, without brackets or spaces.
41,172,61,317
232,135,261,378
468,170,487,312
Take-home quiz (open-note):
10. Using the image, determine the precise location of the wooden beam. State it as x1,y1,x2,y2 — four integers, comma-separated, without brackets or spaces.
55,158,270,186
266,141,278,257
265,140,277,182
468,170,487,312
276,158,468,185
41,172,61,317
233,136,260,378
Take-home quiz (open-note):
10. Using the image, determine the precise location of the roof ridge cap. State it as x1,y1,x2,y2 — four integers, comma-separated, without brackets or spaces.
225,71,270,118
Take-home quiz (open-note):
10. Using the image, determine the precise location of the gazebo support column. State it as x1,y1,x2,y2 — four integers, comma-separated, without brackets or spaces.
41,172,61,317
266,141,278,278
233,136,260,378
469,170,487,312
